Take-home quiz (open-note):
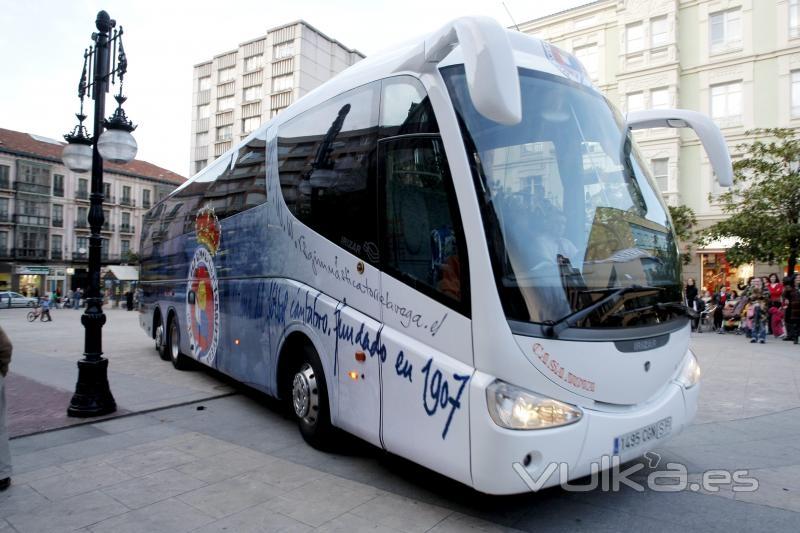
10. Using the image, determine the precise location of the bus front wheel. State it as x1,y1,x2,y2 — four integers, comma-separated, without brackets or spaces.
290,346,333,448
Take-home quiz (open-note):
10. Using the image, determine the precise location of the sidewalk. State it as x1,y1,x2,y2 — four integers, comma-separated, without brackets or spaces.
1,309,799,531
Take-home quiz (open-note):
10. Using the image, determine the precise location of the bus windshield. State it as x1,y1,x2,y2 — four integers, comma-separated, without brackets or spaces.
442,65,684,330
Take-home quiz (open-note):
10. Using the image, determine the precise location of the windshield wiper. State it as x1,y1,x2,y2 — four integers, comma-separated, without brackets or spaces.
543,285,662,338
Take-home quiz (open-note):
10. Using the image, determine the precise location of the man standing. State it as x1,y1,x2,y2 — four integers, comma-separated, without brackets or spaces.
0,325,12,490
783,276,800,343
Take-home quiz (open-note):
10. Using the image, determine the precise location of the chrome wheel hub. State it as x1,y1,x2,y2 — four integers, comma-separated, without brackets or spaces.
292,363,318,423
170,324,179,361
155,324,164,350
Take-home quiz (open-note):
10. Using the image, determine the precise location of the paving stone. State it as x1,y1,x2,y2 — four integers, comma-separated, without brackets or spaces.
314,512,405,533
239,457,327,491
177,474,283,519
428,513,523,533
108,446,196,477
103,468,207,509
6,490,128,533
176,449,273,484
0,485,49,519
10,465,66,485
264,476,382,527
349,494,453,533
192,503,311,533
87,497,215,533
27,463,132,501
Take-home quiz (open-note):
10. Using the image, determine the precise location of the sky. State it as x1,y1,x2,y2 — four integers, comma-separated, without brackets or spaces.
0,0,594,178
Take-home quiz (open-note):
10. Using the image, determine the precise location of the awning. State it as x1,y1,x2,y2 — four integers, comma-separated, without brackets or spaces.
105,265,139,281
698,236,740,253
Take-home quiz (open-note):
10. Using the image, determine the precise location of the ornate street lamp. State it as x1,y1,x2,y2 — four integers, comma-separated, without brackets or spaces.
62,10,137,417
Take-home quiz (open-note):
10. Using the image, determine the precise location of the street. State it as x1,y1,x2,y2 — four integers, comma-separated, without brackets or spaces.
0,306,799,532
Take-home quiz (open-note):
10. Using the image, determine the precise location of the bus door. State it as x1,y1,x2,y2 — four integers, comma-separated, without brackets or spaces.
377,135,474,485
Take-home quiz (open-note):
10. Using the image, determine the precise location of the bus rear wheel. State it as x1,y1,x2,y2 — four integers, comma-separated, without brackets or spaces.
155,317,169,361
290,346,333,448
168,316,191,370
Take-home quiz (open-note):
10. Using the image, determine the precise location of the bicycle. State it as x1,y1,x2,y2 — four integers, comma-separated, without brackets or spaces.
27,305,41,322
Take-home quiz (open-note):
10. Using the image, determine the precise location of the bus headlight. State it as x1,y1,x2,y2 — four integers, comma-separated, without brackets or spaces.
676,351,701,389
486,380,582,430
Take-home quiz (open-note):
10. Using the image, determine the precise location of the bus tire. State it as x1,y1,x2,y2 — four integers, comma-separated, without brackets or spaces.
155,316,169,360
168,316,191,371
290,345,333,448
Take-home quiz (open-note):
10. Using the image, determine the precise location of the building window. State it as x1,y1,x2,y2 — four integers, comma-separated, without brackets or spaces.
52,204,63,227
77,178,88,198
626,22,644,53
273,42,294,60
0,198,8,221
199,76,210,91
216,125,232,142
243,85,262,102
77,206,88,228
793,71,800,117
792,0,800,38
272,74,292,93
121,212,131,232
0,232,7,254
53,174,64,196
217,96,234,110
573,44,598,80
626,92,645,113
197,104,210,119
244,55,262,72
51,235,62,260
271,107,287,118
121,185,132,205
142,189,151,208
218,67,235,83
651,158,669,191
121,239,130,255
103,182,112,200
651,87,670,109
0,165,8,189
242,117,260,133
651,16,668,48
194,161,207,174
710,9,742,54
76,236,88,255
710,81,742,121
196,132,208,146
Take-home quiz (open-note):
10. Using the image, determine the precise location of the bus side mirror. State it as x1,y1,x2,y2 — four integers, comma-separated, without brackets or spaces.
627,109,733,187
399,16,522,126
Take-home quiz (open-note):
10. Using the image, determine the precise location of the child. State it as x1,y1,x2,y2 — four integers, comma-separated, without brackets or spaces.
769,302,785,338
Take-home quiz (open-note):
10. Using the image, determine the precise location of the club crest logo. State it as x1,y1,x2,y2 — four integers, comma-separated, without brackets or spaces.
186,206,221,365
542,41,589,86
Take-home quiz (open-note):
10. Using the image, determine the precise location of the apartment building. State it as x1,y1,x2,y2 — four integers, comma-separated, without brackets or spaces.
0,127,185,297
519,0,800,289
189,20,364,175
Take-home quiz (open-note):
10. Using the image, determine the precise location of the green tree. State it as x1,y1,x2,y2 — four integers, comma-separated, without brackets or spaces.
668,204,697,265
699,128,800,275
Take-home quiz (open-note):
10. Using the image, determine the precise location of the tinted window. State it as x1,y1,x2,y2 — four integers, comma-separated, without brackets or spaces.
277,82,380,262
381,136,468,308
379,77,438,137
200,134,268,220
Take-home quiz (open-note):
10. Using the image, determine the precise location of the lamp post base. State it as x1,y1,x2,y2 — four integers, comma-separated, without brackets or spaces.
67,357,117,418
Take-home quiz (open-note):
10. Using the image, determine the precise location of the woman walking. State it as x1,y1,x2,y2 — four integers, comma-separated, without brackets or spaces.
685,278,698,309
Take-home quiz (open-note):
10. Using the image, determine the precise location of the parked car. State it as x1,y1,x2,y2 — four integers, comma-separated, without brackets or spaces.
0,291,38,307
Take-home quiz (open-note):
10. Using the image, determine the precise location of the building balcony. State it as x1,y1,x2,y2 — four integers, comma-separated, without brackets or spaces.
142,201,151,210
75,189,89,201
72,251,88,262
119,224,135,234
14,248,49,260
51,250,63,261
53,187,64,197
14,181,50,195
52,219,63,228
101,223,115,233
103,195,116,205
120,197,135,207
75,221,89,230
0,179,10,190
0,213,11,223
14,214,50,226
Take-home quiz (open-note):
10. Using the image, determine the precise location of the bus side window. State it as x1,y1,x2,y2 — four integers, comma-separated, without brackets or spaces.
380,136,468,308
379,76,438,138
201,132,268,220
276,82,381,264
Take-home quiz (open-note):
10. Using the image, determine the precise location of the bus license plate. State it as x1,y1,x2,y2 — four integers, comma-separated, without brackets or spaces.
613,416,672,456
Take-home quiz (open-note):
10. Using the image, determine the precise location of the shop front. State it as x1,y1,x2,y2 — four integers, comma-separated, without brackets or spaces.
15,265,48,297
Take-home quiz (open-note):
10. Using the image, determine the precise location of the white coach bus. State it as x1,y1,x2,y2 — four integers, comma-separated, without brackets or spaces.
138,17,731,494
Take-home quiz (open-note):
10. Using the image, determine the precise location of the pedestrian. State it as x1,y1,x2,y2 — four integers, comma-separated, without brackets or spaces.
770,301,785,338
749,288,768,343
714,286,727,333
768,273,783,302
783,276,800,343
685,278,698,309
125,290,134,311
39,295,52,322
73,287,81,310
0,325,12,491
